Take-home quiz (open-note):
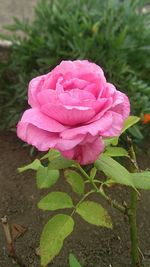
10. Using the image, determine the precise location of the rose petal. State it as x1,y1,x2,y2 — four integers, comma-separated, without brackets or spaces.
58,88,95,106
100,111,124,137
50,60,106,97
18,108,67,132
42,72,63,90
62,137,104,165
89,98,113,119
28,75,46,107
99,82,116,98
17,123,85,151
41,104,95,126
52,60,104,78
111,91,130,120
17,123,58,151
54,135,85,151
61,112,113,139
37,90,58,106
80,73,106,98
62,78,89,90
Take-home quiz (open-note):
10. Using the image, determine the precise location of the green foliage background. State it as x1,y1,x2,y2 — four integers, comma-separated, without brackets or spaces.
0,0,150,131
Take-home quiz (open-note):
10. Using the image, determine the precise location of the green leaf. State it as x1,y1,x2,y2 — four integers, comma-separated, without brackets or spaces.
104,137,119,146
69,253,82,267
48,156,74,170
36,166,59,189
131,172,150,190
41,149,60,161
64,170,84,195
95,154,134,187
104,116,140,147
76,201,112,228
121,116,140,133
104,147,129,157
128,125,144,140
38,192,74,211
18,159,42,173
40,214,74,266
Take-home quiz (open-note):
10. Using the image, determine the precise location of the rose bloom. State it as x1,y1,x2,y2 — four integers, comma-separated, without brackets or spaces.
17,60,130,165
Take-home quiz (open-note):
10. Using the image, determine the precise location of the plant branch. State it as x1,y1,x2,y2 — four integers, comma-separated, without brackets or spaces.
76,164,125,214
1,215,27,267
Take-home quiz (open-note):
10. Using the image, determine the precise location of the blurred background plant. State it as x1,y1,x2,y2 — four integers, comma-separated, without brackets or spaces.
0,0,150,138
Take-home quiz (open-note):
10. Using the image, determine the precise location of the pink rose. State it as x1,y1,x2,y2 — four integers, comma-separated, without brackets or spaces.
17,60,130,165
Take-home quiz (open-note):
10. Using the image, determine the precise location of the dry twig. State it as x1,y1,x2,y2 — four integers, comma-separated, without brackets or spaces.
1,215,27,267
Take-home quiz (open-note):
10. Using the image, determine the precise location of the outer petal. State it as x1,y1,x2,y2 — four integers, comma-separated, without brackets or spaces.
61,112,113,139
62,137,104,165
51,60,104,78
18,108,67,132
99,82,116,98
17,123,59,151
17,123,85,151
54,135,85,151
111,91,130,120
28,75,46,107
103,83,130,120
99,111,124,137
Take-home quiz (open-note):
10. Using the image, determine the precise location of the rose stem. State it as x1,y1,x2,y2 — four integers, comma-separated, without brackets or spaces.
1,215,27,267
77,164,126,213
128,189,139,266
127,137,141,267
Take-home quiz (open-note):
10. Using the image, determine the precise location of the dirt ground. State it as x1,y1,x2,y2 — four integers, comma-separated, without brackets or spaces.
0,132,150,267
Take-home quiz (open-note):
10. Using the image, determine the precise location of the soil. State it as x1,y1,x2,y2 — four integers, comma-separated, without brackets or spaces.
0,132,150,267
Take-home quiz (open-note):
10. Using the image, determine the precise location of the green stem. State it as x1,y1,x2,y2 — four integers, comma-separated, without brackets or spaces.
71,190,94,217
77,154,140,266
128,190,140,266
77,164,125,214
127,137,140,267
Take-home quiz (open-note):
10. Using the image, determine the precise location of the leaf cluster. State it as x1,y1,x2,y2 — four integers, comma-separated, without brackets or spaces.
18,116,150,266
